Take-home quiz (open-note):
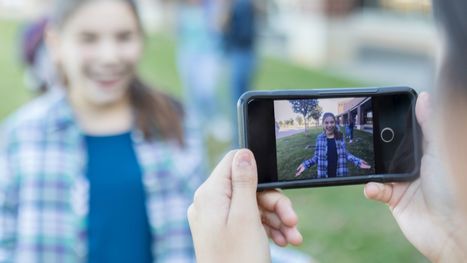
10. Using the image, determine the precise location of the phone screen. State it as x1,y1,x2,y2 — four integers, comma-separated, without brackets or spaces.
243,90,420,187
274,97,375,181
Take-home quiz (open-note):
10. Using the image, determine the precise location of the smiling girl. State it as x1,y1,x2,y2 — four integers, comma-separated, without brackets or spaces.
0,0,203,262
295,112,370,178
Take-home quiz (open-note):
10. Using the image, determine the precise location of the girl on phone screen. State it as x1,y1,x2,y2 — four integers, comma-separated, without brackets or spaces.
295,112,371,178
0,0,204,262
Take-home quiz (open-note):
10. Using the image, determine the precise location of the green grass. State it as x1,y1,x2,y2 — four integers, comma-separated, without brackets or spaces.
0,20,31,119
277,128,374,180
0,19,427,263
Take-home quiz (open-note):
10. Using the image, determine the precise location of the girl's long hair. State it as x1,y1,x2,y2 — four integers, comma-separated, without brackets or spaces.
49,0,185,145
322,112,343,140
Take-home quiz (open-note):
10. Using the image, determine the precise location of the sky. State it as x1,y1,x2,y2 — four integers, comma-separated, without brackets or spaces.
274,98,353,122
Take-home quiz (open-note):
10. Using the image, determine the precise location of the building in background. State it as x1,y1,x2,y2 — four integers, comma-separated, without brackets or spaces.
336,97,373,132
262,0,436,91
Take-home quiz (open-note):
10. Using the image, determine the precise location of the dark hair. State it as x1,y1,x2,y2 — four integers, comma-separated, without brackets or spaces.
432,0,467,96
322,112,342,140
49,0,185,145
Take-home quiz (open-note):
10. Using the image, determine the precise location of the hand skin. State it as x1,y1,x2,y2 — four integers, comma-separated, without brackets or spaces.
188,150,303,263
364,92,467,262
295,163,305,177
359,160,371,169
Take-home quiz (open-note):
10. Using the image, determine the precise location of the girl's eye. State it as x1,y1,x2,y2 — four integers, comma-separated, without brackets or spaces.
116,31,134,42
80,33,97,44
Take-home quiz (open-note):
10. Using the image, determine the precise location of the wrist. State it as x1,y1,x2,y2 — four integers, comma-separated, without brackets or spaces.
432,237,466,263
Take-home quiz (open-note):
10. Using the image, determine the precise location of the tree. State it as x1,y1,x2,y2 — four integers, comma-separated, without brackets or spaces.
295,116,303,127
289,99,320,132
309,105,323,127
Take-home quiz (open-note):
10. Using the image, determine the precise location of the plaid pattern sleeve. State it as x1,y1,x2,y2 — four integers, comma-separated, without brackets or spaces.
0,126,18,263
302,136,321,169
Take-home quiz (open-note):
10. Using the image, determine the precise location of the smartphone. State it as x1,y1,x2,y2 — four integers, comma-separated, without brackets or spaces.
238,86,422,190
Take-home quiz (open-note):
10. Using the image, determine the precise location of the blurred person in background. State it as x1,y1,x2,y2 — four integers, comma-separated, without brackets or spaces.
0,0,205,262
221,0,265,146
20,17,58,94
176,0,231,142
188,0,467,262
348,118,354,143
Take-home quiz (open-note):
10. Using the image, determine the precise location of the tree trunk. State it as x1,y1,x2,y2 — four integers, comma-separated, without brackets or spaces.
304,115,307,134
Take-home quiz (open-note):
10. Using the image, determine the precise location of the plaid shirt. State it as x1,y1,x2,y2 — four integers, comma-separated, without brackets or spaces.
302,133,362,178
0,90,205,263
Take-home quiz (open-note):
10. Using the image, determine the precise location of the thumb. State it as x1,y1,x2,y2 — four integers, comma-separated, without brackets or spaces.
228,149,260,224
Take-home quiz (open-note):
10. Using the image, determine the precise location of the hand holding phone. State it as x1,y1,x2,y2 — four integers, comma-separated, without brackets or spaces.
238,86,422,189
188,150,302,262
364,92,466,262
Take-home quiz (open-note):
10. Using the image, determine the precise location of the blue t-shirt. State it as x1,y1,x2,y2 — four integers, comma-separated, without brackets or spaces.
327,138,338,178
85,132,153,263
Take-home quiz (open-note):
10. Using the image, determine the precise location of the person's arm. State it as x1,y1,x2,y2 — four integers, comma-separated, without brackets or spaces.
0,128,18,262
303,138,320,168
188,150,302,263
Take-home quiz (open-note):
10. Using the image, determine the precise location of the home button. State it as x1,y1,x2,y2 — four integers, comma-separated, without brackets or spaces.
380,128,395,143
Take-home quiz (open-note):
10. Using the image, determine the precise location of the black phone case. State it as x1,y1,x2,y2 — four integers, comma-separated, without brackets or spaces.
237,86,422,190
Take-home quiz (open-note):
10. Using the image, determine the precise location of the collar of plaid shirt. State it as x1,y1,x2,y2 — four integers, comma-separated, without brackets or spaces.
0,89,204,262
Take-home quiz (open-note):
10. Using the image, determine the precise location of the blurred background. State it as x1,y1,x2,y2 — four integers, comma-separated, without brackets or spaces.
0,0,434,262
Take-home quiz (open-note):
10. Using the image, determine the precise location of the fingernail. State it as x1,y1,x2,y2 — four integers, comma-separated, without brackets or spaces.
372,182,384,192
236,151,252,168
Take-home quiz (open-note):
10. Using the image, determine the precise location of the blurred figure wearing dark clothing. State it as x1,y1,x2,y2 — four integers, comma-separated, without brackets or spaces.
222,0,265,146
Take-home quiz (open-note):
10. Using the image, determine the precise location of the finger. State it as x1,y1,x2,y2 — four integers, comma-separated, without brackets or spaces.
204,150,237,186
194,150,237,212
281,226,303,246
415,92,433,149
228,149,260,223
269,227,287,247
295,167,304,176
258,190,298,227
364,182,393,205
261,210,282,229
264,224,272,239
266,224,303,247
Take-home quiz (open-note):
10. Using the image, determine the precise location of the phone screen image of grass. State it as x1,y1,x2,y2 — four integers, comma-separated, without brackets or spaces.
277,128,375,181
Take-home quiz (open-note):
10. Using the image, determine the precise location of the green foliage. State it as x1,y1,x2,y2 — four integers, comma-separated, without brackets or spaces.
295,115,303,126
0,21,31,120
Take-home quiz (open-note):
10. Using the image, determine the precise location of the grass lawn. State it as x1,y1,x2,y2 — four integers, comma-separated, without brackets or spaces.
0,19,427,263
277,128,375,181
